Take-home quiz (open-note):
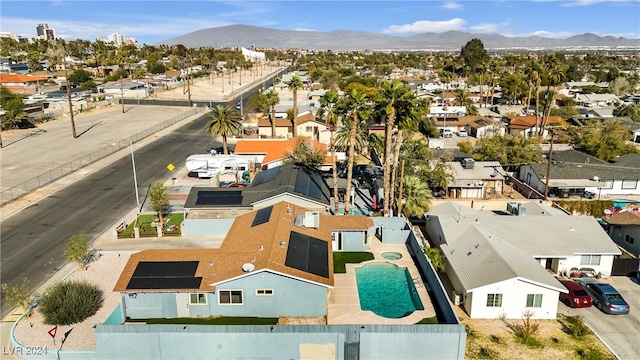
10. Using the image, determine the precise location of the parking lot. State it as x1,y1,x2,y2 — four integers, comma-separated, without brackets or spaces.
559,276,640,359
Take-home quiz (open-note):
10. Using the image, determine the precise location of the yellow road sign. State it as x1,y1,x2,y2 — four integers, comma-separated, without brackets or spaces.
167,163,175,171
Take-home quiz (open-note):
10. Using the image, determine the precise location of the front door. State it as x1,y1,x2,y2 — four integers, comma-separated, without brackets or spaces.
545,258,553,270
176,293,190,317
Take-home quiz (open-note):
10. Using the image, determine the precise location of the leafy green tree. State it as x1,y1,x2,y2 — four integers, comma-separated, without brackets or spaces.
64,234,92,269
608,77,631,96
205,104,242,155
67,69,93,85
613,103,640,122
400,175,433,218
148,182,170,228
424,247,445,272
265,89,280,137
459,38,489,72
575,120,638,161
457,139,474,154
285,137,326,168
285,75,304,133
247,92,269,114
472,134,542,165
80,80,97,91
1,277,33,315
38,280,103,325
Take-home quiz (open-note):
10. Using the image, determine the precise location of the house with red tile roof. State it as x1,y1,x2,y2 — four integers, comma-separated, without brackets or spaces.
0,73,48,94
505,115,562,139
114,201,373,319
234,137,342,170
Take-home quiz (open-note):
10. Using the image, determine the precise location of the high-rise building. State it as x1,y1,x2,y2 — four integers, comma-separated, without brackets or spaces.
36,23,48,37
107,33,125,46
45,28,56,41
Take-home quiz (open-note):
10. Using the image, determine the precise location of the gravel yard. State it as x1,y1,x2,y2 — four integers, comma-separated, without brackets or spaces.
13,252,133,351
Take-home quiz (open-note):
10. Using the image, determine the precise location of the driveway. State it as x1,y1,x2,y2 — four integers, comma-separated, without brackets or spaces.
558,276,640,359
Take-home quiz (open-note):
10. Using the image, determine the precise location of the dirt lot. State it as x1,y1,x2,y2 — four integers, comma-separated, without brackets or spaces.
457,308,616,360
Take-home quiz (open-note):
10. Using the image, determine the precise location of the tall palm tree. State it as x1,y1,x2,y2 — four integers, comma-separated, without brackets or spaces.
319,90,340,212
285,75,304,136
400,175,433,218
488,60,499,108
204,104,242,155
477,61,487,108
389,94,420,215
539,55,566,136
339,89,369,214
524,59,542,134
377,80,413,216
334,117,369,153
265,89,280,138
452,89,474,108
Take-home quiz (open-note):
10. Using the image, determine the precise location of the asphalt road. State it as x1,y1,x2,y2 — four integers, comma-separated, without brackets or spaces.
0,113,223,316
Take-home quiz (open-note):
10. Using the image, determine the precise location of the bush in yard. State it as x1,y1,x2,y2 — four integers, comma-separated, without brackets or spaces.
64,234,92,269
38,280,103,325
1,277,34,316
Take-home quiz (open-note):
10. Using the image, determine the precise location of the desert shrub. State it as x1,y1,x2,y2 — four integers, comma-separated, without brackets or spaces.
502,311,540,344
38,280,103,325
567,316,591,337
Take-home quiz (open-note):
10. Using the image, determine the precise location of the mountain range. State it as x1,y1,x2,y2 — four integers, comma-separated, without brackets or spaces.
156,25,640,50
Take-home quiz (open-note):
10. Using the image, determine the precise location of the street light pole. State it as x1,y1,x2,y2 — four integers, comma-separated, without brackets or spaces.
129,137,141,214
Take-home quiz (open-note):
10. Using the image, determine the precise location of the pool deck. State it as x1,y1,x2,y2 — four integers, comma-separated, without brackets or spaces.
327,238,436,325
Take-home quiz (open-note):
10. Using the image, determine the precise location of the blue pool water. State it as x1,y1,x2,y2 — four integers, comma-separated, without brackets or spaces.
355,262,424,318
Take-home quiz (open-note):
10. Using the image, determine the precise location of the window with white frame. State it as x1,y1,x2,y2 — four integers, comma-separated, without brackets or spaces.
189,293,207,305
486,293,503,307
580,255,601,266
600,180,614,189
625,234,635,245
256,289,274,296
526,294,543,308
622,180,638,190
219,290,243,305
305,126,313,132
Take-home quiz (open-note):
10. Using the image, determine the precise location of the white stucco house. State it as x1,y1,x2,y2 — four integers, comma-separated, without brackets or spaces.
424,201,621,319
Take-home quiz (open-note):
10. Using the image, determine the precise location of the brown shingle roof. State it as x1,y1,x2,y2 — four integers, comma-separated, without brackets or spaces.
114,201,373,293
603,211,640,226
257,117,293,128
507,116,562,130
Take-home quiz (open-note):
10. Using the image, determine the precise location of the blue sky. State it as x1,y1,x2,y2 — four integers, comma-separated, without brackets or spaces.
1,1,639,45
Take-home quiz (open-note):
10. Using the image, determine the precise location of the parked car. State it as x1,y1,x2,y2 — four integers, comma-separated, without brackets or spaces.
440,129,453,138
583,282,630,314
457,129,468,137
559,280,592,308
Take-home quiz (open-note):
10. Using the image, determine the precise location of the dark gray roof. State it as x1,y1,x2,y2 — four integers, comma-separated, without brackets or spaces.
184,164,332,209
609,153,640,168
548,150,607,165
530,149,640,181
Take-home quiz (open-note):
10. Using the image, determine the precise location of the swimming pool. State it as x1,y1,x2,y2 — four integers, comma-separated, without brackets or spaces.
355,262,424,318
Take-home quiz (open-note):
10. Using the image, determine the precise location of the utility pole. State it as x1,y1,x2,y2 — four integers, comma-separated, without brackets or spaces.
397,159,406,217
186,60,192,107
544,132,554,200
120,76,125,113
62,44,77,138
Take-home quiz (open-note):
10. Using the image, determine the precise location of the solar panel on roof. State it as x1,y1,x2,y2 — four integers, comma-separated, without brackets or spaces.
285,231,329,278
126,261,202,290
251,206,273,227
251,167,279,186
195,190,243,206
294,170,323,200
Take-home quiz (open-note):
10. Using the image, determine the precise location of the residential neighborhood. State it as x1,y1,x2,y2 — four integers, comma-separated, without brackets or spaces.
1,3,640,360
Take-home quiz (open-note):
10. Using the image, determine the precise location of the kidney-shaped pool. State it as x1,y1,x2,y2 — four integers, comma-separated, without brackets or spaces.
355,262,424,318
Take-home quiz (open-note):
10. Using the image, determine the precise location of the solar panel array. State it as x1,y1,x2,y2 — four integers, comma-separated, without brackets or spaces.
126,261,203,290
294,170,324,199
251,206,273,227
251,167,279,186
285,231,329,278
195,190,243,205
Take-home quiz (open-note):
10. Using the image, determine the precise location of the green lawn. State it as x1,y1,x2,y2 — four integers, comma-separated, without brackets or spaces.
333,252,374,273
147,317,278,325
118,213,184,238
415,316,439,324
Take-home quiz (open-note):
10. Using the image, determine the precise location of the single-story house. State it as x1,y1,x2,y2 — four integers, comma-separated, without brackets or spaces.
517,150,640,198
424,201,621,319
233,137,345,170
114,201,374,320
0,73,48,94
603,211,640,257
445,159,506,199
505,115,562,139
575,93,619,107
257,117,293,138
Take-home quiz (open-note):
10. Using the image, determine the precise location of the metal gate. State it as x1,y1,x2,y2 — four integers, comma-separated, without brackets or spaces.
611,257,639,276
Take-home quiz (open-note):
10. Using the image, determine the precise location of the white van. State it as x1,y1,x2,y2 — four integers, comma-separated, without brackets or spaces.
457,128,468,137
440,129,453,138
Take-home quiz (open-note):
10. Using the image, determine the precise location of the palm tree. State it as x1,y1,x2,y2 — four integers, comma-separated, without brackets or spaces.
265,89,280,138
339,89,369,214
204,104,242,155
377,80,413,216
334,117,369,153
488,60,499,107
319,90,340,212
540,55,566,136
400,175,433,218
524,60,542,134
285,75,304,136
452,89,474,108
477,61,487,108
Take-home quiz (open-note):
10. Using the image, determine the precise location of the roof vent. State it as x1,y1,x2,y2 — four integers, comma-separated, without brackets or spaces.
280,241,286,248
242,263,255,272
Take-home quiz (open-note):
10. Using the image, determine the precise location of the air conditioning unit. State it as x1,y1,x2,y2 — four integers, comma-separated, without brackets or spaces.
461,158,475,169
303,211,320,228
453,291,462,306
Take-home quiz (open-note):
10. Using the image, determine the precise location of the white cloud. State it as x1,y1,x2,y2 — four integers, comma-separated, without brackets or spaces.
441,1,463,10
383,18,466,34
506,30,577,39
470,23,499,33
293,28,315,32
561,0,634,6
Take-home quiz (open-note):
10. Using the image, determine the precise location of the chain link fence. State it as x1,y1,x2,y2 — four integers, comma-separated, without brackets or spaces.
1,107,203,206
